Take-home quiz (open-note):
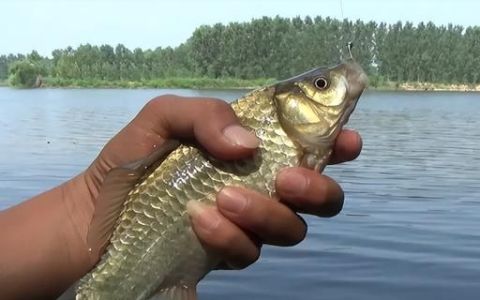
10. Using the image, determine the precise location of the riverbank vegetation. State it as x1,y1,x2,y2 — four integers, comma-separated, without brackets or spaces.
1,16,479,89
44,77,274,89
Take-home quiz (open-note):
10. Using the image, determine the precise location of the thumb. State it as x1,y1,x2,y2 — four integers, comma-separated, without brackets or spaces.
135,95,260,160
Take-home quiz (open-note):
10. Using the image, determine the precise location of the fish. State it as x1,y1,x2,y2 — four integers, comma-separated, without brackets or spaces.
74,59,368,300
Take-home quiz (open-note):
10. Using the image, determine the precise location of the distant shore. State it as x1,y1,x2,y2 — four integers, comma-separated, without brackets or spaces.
2,77,480,92
41,77,480,92
40,77,276,90
375,81,480,92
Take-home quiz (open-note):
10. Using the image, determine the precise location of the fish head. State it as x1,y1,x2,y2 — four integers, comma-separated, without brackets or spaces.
273,60,368,171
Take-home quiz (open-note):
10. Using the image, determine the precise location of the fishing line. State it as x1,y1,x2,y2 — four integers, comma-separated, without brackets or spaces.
339,0,344,20
339,0,354,60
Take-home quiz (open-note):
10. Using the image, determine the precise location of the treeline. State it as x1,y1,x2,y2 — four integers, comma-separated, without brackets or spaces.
1,16,480,87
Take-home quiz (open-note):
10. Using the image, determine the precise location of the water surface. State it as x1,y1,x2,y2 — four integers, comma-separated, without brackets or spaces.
1,87,479,299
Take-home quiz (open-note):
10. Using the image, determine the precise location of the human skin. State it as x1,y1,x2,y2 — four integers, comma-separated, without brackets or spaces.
0,95,362,299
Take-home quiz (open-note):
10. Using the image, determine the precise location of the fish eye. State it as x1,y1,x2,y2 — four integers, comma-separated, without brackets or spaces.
313,77,329,90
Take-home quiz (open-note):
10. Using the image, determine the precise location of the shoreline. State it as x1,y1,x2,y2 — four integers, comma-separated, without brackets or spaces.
2,78,480,92
375,81,480,92
40,77,276,90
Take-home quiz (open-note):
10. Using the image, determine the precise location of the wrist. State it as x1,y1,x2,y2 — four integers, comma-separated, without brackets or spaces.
0,172,100,298
61,172,101,272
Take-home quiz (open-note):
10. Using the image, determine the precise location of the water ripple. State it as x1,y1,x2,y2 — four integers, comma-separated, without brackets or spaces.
2,88,480,299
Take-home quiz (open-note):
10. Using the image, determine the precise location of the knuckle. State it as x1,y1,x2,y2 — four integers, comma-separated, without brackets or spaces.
251,213,269,233
221,229,240,249
204,98,232,115
145,94,179,111
246,201,270,232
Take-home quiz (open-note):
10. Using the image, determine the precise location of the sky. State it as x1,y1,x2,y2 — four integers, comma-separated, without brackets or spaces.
1,0,479,56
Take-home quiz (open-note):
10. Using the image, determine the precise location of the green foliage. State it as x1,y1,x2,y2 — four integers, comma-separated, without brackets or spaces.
2,16,480,88
0,56,8,79
44,77,274,89
8,59,46,88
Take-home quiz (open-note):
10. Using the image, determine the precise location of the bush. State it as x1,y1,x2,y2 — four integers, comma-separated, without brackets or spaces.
8,60,46,88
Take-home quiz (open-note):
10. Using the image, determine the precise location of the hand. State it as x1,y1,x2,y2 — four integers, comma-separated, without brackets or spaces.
80,94,362,270
188,126,361,269
0,94,361,299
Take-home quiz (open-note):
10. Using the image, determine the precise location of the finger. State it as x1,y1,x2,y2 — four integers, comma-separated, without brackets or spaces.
134,95,259,160
276,168,344,217
329,129,362,164
216,187,307,246
187,201,260,270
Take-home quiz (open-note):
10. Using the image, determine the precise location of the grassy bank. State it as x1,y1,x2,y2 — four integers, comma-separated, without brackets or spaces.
372,81,480,92
43,77,277,89
397,82,480,92
0,79,8,87
369,75,480,92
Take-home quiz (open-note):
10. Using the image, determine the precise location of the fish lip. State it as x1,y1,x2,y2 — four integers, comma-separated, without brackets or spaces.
335,59,369,92
336,59,368,122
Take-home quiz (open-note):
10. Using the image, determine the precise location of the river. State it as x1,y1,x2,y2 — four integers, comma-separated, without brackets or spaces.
1,87,479,299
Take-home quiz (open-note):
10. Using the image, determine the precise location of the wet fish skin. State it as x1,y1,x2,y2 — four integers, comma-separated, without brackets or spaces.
76,60,367,300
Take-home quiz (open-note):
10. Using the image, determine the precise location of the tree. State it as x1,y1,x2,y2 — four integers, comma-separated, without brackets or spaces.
0,55,8,79
2,16,480,86
8,59,46,88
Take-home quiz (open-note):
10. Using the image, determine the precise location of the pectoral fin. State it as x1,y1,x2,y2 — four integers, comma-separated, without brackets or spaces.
86,140,180,260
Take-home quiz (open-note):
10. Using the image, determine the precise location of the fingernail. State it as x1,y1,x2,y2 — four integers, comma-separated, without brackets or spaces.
186,201,220,232
223,125,260,149
217,187,248,214
277,170,308,197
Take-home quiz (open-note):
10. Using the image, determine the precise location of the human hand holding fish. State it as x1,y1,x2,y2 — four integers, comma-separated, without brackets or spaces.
0,60,366,300
81,95,362,269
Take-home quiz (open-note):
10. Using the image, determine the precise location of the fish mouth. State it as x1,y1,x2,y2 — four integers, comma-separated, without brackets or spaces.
345,60,369,97
334,59,368,125
333,58,369,98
